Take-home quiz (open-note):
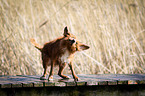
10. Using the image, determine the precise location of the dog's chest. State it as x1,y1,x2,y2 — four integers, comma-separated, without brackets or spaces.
60,50,71,64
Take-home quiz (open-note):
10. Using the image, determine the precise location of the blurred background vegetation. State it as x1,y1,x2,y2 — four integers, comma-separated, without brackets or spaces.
0,0,145,76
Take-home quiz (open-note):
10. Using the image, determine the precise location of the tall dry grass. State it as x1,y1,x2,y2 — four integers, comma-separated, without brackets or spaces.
0,0,145,75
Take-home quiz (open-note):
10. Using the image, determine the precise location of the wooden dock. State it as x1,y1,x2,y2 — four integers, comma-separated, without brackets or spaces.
0,74,145,96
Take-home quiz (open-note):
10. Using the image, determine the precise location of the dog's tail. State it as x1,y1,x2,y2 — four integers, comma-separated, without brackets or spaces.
30,38,42,51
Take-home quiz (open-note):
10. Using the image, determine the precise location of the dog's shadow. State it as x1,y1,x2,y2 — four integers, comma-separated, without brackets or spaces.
57,78,73,82
40,76,75,82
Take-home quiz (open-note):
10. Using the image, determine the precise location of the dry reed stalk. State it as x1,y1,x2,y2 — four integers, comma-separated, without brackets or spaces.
0,0,144,75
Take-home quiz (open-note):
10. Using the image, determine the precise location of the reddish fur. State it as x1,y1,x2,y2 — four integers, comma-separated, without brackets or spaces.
31,26,89,81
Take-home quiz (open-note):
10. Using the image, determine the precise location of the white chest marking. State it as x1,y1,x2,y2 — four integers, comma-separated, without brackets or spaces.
60,50,70,64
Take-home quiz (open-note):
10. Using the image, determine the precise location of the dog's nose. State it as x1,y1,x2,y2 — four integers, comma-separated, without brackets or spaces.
71,39,75,43
69,39,75,45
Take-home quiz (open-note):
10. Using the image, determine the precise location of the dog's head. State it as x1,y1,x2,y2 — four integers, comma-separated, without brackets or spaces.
62,26,89,53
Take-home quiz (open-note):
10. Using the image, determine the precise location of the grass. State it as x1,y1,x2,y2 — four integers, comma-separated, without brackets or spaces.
0,0,145,75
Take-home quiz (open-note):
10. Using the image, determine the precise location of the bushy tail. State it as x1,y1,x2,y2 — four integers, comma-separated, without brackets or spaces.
30,38,42,51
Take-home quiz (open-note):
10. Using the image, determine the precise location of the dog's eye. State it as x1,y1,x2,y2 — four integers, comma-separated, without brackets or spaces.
69,39,75,44
71,39,75,43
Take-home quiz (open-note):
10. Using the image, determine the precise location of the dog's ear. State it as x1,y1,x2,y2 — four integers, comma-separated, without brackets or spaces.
63,26,70,37
78,43,90,51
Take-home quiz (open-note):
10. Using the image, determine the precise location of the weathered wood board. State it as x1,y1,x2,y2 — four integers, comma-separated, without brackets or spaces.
0,74,145,88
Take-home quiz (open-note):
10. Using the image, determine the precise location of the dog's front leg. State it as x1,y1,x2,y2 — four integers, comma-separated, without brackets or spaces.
48,60,54,81
68,62,79,81
58,63,70,79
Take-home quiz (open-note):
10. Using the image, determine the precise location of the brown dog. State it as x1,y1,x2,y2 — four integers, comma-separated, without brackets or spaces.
31,26,89,81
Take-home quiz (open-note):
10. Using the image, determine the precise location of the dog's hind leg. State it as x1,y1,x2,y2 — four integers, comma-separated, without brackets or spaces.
48,60,55,81
58,63,70,79
40,61,48,80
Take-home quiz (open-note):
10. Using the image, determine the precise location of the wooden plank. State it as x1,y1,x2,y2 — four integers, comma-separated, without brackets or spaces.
0,74,145,89
136,80,145,84
44,82,55,87
76,81,86,86
128,80,138,84
108,81,117,85
98,81,108,85
22,82,34,87
117,81,128,85
33,82,44,87
0,83,11,88
11,83,22,88
86,80,98,86
55,82,66,87
65,81,76,86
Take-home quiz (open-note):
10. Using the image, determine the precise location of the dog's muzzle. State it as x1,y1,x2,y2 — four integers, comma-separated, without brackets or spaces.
69,39,75,45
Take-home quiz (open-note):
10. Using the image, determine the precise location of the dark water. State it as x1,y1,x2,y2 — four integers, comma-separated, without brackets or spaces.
1,85,145,96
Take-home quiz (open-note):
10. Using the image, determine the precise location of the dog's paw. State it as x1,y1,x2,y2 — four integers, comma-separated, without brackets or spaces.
48,76,53,81
64,76,71,79
61,76,70,80
74,77,80,82
40,76,47,80
61,75,71,79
